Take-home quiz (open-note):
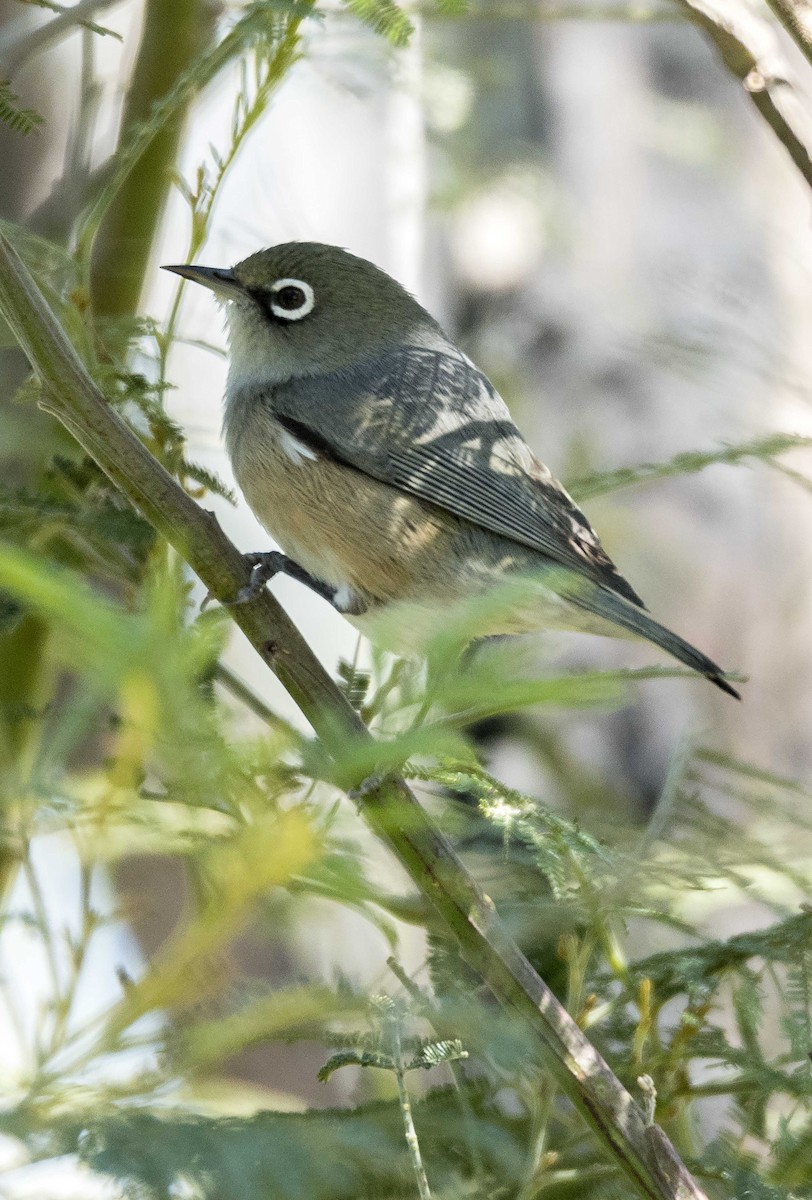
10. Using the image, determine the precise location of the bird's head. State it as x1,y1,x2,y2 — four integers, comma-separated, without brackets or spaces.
162,242,436,391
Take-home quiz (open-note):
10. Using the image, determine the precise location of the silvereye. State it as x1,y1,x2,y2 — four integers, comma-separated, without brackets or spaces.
163,242,739,698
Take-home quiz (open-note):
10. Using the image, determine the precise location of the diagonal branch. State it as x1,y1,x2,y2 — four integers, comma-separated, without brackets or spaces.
676,0,812,191
0,228,709,1200
764,0,812,69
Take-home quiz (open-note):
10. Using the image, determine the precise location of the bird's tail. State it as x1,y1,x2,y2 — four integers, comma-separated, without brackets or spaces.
568,585,740,699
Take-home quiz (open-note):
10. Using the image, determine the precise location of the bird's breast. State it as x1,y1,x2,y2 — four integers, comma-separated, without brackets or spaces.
227,402,458,607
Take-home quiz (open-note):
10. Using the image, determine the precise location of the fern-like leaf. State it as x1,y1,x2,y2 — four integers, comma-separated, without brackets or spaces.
624,911,812,999
318,1048,395,1079
0,81,43,135
180,459,237,504
570,431,812,500
337,658,371,711
340,0,414,45
405,1038,468,1071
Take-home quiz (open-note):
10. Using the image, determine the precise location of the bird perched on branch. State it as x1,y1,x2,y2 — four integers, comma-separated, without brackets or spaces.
163,242,739,698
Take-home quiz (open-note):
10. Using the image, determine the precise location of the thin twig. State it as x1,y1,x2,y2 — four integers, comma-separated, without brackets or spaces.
0,228,710,1200
386,956,487,1185
157,44,286,394
46,858,96,1056
674,0,812,192
764,0,812,69
20,846,64,1059
83,2,311,311
214,662,301,740
392,1017,433,1200
569,432,812,501
517,1075,558,1200
0,0,121,74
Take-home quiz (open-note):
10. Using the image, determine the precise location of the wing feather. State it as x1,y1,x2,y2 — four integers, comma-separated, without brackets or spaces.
267,340,645,608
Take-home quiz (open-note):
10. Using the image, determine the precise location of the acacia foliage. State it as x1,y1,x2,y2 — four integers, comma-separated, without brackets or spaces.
0,2,810,1198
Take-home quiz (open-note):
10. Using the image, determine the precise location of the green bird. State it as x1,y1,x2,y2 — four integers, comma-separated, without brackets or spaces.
163,242,739,698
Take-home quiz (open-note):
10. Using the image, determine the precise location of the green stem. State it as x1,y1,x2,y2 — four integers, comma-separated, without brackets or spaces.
46,860,95,1056
157,32,300,391
763,0,812,69
21,847,64,1049
0,228,711,1200
392,1020,432,1200
80,2,313,291
0,0,120,73
90,0,215,316
516,1078,558,1200
385,956,486,1185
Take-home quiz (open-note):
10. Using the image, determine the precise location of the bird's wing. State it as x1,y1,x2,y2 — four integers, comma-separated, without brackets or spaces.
268,340,645,607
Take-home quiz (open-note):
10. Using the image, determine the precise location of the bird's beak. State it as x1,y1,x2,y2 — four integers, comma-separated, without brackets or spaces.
161,264,244,299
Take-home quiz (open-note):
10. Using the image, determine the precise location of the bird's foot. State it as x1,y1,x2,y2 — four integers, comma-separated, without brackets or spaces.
200,552,297,610
235,551,291,604
201,550,365,612
347,769,393,807
229,551,342,607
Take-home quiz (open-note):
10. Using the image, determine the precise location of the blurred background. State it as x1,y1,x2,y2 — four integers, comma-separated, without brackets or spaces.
1,0,812,1195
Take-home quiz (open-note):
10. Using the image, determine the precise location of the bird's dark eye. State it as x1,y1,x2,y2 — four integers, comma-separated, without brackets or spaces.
276,285,305,309
268,277,316,321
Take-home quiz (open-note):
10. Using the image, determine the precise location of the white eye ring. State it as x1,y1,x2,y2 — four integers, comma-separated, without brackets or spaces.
269,277,316,321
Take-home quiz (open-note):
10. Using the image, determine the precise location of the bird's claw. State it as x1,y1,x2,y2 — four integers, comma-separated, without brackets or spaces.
347,770,392,805
198,552,286,611
201,551,342,611
233,551,287,605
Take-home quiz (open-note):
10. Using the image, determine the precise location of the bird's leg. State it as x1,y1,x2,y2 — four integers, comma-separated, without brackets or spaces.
234,551,340,605
200,550,368,614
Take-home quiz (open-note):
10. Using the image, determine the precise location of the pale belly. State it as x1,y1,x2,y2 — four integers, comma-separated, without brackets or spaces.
229,410,623,651
230,411,460,609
